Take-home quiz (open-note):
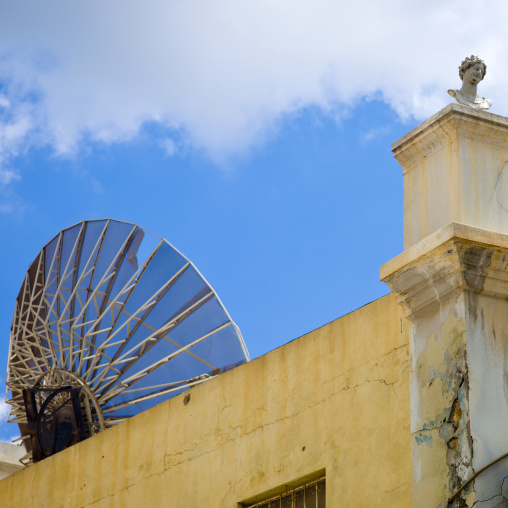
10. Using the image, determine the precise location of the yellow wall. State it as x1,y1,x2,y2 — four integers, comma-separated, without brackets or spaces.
0,293,411,508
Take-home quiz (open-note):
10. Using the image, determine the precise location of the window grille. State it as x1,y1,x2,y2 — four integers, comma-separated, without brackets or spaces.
245,477,325,508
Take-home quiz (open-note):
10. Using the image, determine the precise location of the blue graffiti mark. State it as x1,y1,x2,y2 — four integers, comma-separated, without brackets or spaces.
415,433,434,446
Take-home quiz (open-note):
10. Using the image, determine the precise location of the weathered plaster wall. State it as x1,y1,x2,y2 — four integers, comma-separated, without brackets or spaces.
382,224,508,508
0,294,411,508
409,291,472,508
466,291,508,507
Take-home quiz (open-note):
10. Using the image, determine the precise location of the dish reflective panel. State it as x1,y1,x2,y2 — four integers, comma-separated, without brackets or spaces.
6,219,249,462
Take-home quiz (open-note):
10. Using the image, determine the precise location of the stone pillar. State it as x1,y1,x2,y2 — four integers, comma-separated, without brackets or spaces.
381,104,508,508
394,103,508,249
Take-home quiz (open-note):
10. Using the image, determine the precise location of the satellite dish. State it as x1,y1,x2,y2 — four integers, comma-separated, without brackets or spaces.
6,219,249,464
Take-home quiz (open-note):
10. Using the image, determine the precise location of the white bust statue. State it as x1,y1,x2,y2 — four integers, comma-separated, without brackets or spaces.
448,55,492,111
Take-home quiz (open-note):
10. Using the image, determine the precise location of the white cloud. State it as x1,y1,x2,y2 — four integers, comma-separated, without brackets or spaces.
0,397,10,423
0,0,507,172
0,169,19,187
361,126,391,144
0,194,25,215
161,138,177,157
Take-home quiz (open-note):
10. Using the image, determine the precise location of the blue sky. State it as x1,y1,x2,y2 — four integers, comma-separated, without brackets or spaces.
1,0,507,442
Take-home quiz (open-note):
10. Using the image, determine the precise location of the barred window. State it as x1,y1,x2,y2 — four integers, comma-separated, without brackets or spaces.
245,477,325,508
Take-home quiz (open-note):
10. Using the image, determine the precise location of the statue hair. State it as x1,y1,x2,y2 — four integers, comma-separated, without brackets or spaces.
459,55,487,80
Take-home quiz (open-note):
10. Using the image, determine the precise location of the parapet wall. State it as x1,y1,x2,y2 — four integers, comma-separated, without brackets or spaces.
0,293,411,508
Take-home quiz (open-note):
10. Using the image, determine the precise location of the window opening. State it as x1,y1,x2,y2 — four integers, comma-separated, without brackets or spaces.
245,477,325,508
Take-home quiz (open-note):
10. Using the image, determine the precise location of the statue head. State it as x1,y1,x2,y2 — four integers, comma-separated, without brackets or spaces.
448,55,492,110
459,55,487,81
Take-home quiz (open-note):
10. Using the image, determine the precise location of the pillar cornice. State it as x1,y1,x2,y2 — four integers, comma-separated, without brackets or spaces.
381,222,508,319
392,103,508,174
